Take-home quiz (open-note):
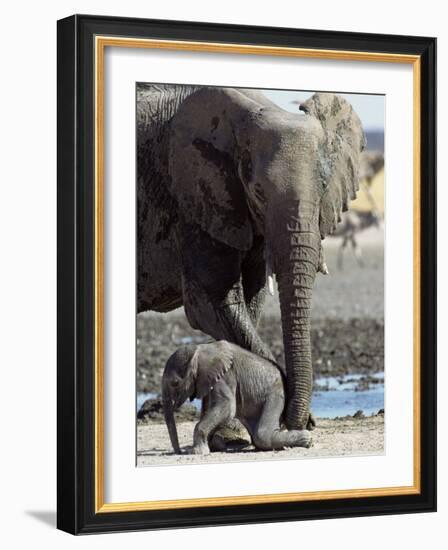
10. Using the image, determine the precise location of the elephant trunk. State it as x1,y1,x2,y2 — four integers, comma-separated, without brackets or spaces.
162,390,181,454
271,199,320,430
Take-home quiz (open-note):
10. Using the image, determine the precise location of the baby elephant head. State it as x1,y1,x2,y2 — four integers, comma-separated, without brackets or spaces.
162,341,233,454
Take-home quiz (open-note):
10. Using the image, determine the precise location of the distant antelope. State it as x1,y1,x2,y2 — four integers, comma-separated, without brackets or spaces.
359,150,384,183
332,151,384,269
333,209,381,268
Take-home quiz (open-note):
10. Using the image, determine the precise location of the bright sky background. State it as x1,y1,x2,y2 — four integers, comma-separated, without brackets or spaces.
263,89,385,131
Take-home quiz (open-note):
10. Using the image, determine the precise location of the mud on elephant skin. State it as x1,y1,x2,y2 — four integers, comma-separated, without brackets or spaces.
162,341,312,455
137,85,365,431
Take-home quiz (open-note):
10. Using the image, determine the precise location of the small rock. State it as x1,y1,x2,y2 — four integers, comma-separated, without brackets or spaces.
137,397,199,424
211,418,251,451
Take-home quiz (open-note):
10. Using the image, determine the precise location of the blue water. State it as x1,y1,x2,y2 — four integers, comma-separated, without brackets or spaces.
137,373,384,419
137,392,201,413
310,388,383,418
314,372,384,391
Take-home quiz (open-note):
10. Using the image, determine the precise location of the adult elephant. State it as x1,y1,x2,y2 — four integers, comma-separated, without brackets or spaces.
137,85,365,431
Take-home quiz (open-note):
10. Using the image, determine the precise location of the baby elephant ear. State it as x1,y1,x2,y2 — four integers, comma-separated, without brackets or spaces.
300,93,366,238
192,341,234,398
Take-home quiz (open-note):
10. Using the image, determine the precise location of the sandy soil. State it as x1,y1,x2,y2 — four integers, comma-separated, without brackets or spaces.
137,415,384,466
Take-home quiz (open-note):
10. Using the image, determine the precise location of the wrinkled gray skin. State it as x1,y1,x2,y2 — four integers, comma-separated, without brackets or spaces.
138,85,365,430
162,341,312,454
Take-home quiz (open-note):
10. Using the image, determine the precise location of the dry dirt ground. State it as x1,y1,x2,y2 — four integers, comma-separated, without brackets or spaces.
137,415,384,466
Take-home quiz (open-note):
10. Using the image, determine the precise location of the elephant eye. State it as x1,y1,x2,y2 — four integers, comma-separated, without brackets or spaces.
171,378,180,388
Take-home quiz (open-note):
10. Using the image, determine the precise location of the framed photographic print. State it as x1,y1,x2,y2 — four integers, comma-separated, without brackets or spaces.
57,14,436,534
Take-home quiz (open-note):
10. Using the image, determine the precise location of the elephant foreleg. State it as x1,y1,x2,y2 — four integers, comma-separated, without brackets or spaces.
180,223,274,361
215,298,274,361
192,391,233,455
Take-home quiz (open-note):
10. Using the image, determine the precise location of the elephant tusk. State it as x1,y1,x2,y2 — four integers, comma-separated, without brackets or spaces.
265,249,275,296
318,243,329,275
268,274,275,296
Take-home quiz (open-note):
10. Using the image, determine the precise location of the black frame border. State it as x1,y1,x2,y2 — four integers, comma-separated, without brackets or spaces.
57,14,436,534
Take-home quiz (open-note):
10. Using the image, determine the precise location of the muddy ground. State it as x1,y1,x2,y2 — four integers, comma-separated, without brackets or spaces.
137,230,384,394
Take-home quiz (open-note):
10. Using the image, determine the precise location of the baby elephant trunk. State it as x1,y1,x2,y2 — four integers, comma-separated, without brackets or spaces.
162,393,181,454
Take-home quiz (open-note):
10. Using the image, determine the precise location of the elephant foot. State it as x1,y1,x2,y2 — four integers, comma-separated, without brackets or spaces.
255,428,312,451
190,443,210,455
300,430,313,448
284,429,312,449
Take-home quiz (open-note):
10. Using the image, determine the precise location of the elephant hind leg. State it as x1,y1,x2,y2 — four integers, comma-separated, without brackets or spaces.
252,394,312,451
269,428,312,449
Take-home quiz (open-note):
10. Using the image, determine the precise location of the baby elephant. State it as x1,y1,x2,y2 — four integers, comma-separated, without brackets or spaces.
162,341,312,454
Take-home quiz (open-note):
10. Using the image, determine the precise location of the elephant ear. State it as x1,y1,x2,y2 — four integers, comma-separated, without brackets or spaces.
168,88,253,251
300,93,366,238
190,341,234,398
